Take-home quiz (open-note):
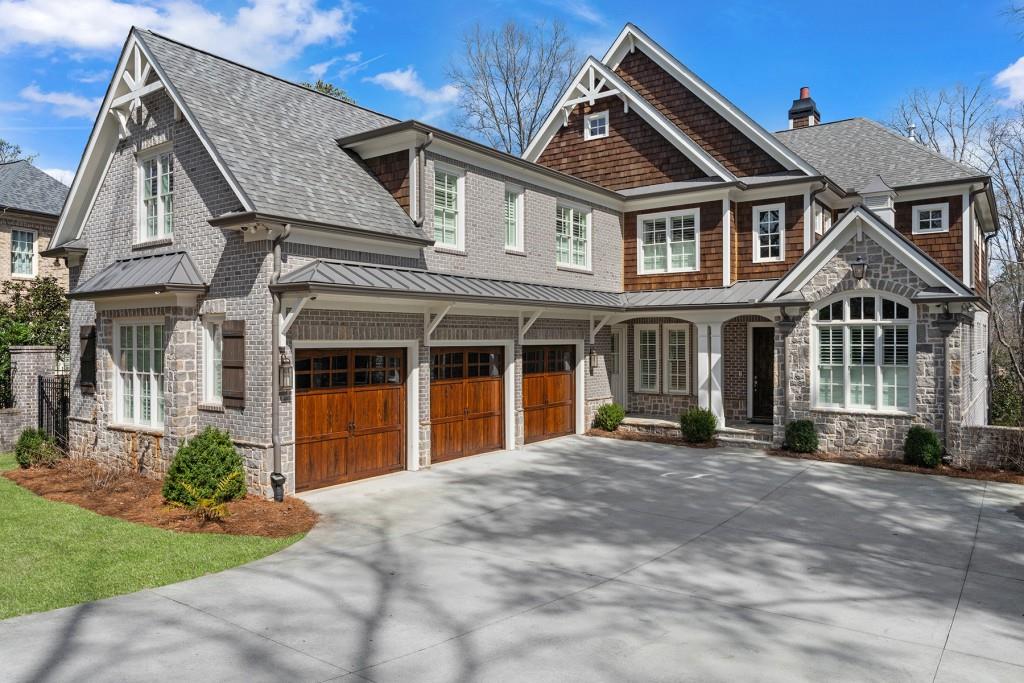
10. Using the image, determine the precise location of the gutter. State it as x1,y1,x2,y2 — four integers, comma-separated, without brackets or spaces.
208,211,434,247
269,224,292,502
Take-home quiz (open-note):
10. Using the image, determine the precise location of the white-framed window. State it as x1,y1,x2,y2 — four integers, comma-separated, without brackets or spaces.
556,203,591,269
753,203,785,263
504,185,524,252
637,209,699,274
115,321,165,429
10,228,36,277
634,324,660,393
812,293,915,413
433,165,465,250
912,203,949,234
663,324,690,395
139,149,174,242
584,111,609,140
203,318,223,404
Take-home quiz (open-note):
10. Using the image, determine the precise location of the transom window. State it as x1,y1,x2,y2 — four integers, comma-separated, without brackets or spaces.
912,203,949,234
10,229,35,277
203,319,223,404
753,203,785,262
504,186,523,251
433,167,464,249
116,322,165,429
634,325,660,393
139,150,173,241
638,210,699,274
584,111,608,140
556,204,590,269
814,293,914,412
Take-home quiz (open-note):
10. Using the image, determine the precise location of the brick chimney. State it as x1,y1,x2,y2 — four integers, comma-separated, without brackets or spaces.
788,86,820,129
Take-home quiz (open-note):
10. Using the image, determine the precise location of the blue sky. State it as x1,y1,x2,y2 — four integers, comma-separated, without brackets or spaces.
0,0,1021,185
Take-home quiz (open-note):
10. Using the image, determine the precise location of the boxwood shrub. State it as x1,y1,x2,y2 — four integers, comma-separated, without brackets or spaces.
162,427,246,505
785,420,818,453
679,407,717,444
14,428,62,468
594,403,626,431
904,425,942,468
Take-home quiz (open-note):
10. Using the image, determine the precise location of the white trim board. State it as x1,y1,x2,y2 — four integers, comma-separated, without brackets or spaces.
601,24,817,176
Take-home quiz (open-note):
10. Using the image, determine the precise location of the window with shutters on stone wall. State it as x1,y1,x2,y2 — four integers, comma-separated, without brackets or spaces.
114,321,165,429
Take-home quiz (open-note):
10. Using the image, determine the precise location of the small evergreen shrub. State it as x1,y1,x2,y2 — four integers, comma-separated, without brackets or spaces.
173,471,243,523
785,420,819,453
680,407,717,444
162,427,246,505
904,425,942,468
14,428,62,468
594,403,626,431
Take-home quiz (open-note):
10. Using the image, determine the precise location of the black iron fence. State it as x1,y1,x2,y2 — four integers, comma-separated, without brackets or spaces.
38,374,69,450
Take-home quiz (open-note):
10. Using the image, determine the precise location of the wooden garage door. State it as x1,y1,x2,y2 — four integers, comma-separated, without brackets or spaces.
294,348,405,492
522,345,575,444
431,347,504,463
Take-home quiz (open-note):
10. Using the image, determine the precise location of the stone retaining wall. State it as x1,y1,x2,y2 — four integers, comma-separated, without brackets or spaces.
955,424,1024,471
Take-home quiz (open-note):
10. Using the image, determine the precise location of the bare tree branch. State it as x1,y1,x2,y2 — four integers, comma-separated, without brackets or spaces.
0,139,36,164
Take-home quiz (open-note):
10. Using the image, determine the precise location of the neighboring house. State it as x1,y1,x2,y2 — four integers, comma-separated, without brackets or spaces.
0,160,69,289
47,24,996,496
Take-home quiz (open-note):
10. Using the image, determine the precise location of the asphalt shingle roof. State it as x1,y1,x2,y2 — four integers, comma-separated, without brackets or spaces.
774,118,983,193
139,30,426,243
70,251,206,299
0,160,69,216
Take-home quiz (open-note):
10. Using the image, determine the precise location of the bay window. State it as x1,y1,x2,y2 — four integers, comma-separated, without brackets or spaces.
556,204,590,269
116,322,165,428
813,293,914,412
638,209,699,274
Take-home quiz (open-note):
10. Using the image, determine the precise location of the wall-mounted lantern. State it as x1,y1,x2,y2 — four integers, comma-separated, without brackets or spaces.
851,255,867,281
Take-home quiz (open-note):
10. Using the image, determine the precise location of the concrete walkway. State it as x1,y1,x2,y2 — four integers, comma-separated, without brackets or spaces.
3,437,1023,682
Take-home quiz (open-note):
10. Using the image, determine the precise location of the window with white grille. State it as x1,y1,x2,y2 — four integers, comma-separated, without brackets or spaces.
556,204,590,269
753,203,785,262
115,322,165,429
634,325,659,393
663,324,690,394
139,150,173,241
10,229,35,276
638,210,699,274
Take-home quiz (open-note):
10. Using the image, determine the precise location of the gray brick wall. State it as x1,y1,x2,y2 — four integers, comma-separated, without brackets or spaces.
0,346,56,450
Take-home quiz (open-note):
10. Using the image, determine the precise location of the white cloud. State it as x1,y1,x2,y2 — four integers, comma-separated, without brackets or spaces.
0,0,357,71
42,167,75,185
365,66,458,122
342,51,361,63
995,56,1024,105
308,56,341,79
309,51,379,80
539,0,606,25
20,85,101,118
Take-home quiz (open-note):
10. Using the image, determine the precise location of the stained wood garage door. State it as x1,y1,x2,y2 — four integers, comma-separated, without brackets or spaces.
294,348,405,492
522,345,575,444
430,347,504,463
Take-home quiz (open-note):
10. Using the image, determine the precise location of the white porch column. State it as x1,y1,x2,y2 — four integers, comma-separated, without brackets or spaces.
695,321,725,426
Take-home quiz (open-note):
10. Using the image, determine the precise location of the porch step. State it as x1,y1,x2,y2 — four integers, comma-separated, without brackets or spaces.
617,415,773,449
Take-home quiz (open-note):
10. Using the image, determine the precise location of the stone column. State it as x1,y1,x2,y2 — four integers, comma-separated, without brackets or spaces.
0,346,57,449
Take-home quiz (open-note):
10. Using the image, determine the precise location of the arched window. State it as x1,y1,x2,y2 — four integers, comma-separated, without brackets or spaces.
813,293,915,413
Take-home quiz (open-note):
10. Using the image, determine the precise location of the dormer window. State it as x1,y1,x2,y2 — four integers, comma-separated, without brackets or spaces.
584,111,608,140
912,203,949,234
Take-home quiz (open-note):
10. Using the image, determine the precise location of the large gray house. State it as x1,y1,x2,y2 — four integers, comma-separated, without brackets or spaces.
45,24,997,496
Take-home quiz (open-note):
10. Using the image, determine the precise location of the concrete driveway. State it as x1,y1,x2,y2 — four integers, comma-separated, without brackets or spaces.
3,436,1024,682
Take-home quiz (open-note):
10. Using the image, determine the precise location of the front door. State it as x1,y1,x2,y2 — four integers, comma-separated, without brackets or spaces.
609,328,627,407
750,326,774,423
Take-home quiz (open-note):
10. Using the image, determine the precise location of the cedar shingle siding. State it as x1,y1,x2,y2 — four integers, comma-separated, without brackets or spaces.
535,101,709,190
364,150,410,213
894,195,963,279
732,195,805,281
624,200,723,290
614,50,785,177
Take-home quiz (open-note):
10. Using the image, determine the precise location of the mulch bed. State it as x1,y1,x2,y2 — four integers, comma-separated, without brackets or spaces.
766,448,1024,485
5,459,318,537
587,428,718,448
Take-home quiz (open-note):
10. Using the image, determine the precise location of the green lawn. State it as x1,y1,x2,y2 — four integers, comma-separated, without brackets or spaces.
0,453,303,619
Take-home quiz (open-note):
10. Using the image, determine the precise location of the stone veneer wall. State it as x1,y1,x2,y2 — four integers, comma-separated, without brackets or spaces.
956,425,1024,470
621,318,698,417
777,234,959,458
0,346,56,450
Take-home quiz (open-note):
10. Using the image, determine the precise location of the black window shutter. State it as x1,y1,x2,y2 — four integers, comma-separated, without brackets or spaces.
221,320,245,408
80,324,96,393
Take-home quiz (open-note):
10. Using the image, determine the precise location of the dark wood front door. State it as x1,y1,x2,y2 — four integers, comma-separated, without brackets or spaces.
430,347,504,463
750,327,774,424
522,345,575,443
294,348,405,492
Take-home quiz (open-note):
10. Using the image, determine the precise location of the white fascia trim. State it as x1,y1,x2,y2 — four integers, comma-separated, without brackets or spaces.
962,191,972,288
762,207,974,302
523,58,735,181
602,24,818,176
722,197,732,287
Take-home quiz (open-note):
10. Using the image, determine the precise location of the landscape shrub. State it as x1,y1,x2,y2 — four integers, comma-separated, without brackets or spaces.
785,420,819,453
904,425,942,468
175,471,243,523
594,403,626,431
162,427,246,505
679,407,717,444
14,428,62,468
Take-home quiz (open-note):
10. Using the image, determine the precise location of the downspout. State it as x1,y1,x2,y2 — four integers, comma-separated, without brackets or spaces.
269,223,292,502
974,183,997,423
412,132,435,228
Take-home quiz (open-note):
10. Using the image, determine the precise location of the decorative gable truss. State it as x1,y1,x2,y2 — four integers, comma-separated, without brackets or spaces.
523,57,736,182
108,40,167,139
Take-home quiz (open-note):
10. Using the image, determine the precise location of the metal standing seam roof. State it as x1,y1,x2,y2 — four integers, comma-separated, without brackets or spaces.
0,160,69,216
70,251,207,299
774,118,983,193
275,260,801,310
137,30,427,244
